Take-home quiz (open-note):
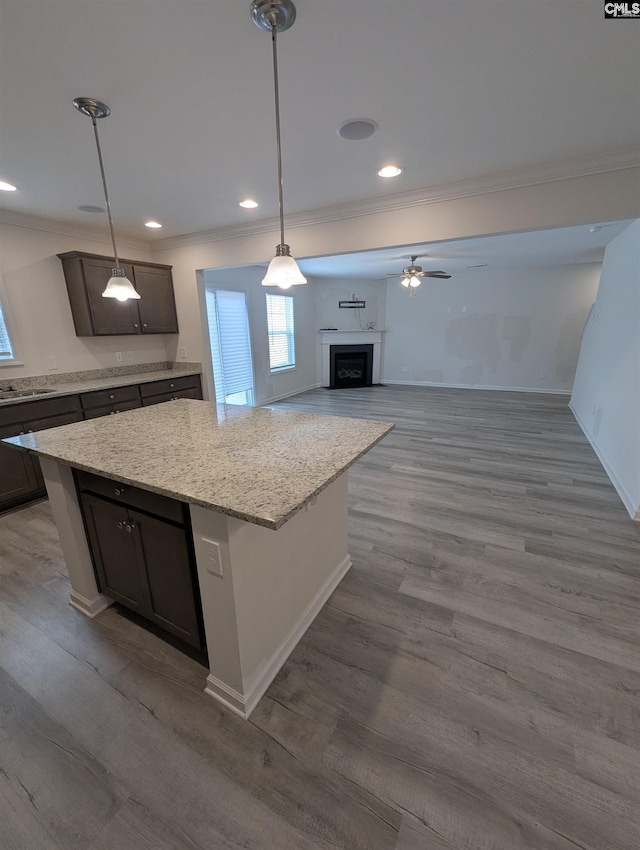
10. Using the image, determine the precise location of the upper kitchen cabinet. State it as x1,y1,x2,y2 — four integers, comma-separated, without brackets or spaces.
58,251,179,336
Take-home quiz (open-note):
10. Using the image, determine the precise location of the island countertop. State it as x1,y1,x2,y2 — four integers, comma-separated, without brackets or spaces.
3,399,394,530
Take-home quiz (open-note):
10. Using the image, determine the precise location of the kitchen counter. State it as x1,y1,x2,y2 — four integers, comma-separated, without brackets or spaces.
0,363,201,406
4,399,393,529
3,399,394,718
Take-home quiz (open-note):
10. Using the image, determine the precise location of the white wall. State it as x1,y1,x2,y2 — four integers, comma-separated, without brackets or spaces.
383,265,601,393
152,166,639,389
570,220,640,519
0,220,170,378
203,265,317,405
313,278,386,384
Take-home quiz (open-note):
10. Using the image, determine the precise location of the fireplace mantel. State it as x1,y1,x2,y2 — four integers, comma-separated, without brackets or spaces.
319,330,384,387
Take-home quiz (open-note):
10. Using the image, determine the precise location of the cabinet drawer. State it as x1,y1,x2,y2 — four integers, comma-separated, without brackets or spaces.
141,387,202,406
139,375,201,399
0,394,82,428
75,469,186,525
83,398,142,420
81,385,140,410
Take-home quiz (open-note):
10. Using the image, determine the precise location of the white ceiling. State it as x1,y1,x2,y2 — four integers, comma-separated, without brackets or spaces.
296,221,635,280
1,0,639,249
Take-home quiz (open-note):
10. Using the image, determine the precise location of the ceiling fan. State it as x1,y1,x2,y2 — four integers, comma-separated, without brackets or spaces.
387,256,451,296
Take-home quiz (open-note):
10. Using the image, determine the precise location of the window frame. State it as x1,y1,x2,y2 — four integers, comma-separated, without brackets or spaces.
266,293,296,373
0,277,21,367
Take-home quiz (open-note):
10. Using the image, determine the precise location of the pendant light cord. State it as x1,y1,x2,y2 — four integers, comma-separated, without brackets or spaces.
271,23,286,247
90,114,121,270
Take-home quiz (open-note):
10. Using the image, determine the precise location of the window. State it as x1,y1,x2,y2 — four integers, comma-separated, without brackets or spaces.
266,293,295,372
206,289,255,405
0,298,15,363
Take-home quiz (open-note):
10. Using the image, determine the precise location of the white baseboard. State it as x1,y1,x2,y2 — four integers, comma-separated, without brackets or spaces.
260,383,321,406
203,553,352,719
569,402,639,520
383,379,571,395
69,590,113,618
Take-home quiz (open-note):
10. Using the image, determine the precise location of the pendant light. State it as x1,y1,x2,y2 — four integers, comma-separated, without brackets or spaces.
251,0,307,289
73,98,140,302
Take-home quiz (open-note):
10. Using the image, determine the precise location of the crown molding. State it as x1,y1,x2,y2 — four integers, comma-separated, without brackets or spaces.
149,145,640,253
0,209,152,253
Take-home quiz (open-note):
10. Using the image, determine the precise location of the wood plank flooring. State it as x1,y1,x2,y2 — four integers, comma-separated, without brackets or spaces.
1,385,639,849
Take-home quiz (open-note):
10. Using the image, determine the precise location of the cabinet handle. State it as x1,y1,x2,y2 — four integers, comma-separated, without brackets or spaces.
169,383,174,388
126,522,135,532
117,521,124,529
114,487,127,496
109,394,115,400
143,323,147,328
133,323,139,328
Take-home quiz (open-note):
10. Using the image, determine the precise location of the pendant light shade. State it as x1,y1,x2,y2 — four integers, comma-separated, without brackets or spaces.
73,97,139,301
102,269,141,301
251,0,306,289
261,244,307,288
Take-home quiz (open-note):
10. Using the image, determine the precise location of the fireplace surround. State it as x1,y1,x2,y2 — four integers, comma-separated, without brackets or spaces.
319,330,384,388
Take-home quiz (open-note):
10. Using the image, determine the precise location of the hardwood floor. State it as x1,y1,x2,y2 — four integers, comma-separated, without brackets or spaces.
1,385,639,849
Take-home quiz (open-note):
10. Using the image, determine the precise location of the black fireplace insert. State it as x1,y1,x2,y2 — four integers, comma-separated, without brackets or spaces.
329,344,374,389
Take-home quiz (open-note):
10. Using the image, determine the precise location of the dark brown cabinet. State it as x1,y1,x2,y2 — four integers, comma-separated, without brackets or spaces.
58,251,179,337
77,472,203,650
80,384,142,419
140,374,202,405
0,395,83,511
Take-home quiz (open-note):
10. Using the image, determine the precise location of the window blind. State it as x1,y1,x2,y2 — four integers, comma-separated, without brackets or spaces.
0,300,14,360
266,293,295,371
205,289,254,403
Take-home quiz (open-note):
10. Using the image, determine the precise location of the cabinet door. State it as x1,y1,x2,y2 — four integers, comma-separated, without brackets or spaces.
130,508,203,649
133,266,179,334
81,258,139,335
81,494,151,613
0,425,42,509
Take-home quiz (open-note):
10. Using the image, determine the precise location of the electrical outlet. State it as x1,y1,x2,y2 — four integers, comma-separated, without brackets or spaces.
539,370,546,379
125,351,133,361
201,537,223,577
179,346,188,360
446,306,452,314
462,305,468,313
115,351,123,362
402,366,408,373
46,355,58,370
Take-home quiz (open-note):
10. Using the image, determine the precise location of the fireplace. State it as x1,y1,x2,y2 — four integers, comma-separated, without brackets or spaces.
320,330,384,388
330,344,374,389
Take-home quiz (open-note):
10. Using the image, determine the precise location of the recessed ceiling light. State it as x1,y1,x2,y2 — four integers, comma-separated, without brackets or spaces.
78,204,105,213
0,180,17,192
145,220,162,229
377,165,403,178
239,199,259,209
337,119,378,141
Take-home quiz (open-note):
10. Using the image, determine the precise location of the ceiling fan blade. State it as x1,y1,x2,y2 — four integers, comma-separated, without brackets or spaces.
424,272,451,279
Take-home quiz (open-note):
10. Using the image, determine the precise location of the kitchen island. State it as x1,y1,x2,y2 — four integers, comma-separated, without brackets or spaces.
3,399,393,718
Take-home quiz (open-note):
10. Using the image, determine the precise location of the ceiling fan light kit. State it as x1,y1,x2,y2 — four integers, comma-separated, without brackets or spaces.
251,0,307,289
73,97,140,302
393,255,452,296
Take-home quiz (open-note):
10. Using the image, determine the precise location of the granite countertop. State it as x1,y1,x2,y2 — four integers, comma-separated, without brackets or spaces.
3,399,394,530
0,364,202,406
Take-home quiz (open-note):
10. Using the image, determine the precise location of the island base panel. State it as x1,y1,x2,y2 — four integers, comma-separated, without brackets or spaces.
39,457,113,618
190,473,351,719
